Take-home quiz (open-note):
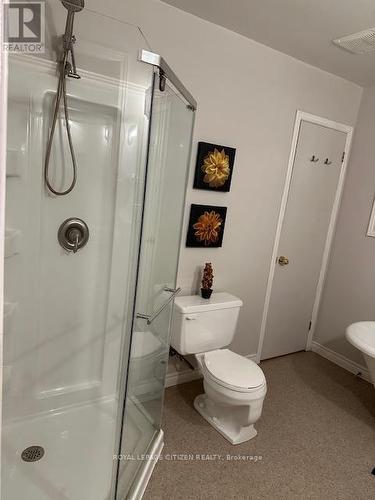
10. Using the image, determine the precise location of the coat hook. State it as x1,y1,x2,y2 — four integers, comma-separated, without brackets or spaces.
310,155,319,163
324,158,332,165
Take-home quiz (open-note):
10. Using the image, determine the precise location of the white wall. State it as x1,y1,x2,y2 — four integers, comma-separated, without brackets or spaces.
88,0,362,357
314,85,375,366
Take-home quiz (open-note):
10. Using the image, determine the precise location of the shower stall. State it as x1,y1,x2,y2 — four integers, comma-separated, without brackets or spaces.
1,1,195,498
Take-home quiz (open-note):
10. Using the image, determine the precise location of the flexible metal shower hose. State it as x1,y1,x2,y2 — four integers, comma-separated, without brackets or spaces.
44,54,77,196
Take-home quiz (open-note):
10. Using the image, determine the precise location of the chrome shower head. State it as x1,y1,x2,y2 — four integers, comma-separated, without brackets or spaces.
61,0,85,12
60,0,84,78
61,0,84,43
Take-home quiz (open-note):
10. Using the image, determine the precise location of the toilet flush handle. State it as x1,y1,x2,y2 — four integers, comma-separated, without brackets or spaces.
186,315,197,321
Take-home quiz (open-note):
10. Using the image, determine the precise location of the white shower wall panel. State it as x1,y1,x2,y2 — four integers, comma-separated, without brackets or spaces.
4,55,150,421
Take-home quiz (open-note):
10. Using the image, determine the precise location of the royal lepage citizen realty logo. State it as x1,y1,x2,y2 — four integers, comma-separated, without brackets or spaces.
3,2,45,53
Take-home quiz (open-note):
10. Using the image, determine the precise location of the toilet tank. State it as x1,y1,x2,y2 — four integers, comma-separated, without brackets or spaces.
171,293,243,355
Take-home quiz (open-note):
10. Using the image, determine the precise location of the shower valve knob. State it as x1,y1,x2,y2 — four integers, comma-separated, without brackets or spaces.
67,228,81,253
58,218,89,253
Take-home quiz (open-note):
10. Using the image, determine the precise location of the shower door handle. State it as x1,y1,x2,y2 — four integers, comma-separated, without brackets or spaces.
136,287,182,325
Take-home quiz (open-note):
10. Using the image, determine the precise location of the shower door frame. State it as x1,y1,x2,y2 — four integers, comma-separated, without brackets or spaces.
0,0,8,472
139,50,197,111
113,51,196,499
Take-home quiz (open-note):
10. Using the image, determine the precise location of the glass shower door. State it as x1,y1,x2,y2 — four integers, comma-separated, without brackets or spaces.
2,5,155,500
115,73,195,499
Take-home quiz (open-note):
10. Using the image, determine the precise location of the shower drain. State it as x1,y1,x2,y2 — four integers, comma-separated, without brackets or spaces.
21,446,45,462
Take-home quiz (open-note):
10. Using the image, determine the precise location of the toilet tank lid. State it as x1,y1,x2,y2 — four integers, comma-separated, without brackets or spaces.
174,292,243,313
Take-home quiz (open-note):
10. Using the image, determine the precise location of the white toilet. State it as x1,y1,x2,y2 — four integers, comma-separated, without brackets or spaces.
171,292,267,444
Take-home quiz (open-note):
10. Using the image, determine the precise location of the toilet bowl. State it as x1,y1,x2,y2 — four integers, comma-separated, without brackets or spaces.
129,330,165,401
194,349,266,444
171,293,267,444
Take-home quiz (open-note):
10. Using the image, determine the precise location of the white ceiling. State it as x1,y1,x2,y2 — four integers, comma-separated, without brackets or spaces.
162,0,375,87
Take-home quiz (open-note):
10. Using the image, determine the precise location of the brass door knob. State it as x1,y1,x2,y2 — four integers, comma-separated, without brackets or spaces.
278,256,289,266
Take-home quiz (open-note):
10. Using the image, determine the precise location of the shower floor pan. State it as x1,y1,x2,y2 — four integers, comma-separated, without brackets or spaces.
2,398,150,500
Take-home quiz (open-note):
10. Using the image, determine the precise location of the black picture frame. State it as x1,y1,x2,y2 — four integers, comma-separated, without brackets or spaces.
186,204,227,248
193,142,236,192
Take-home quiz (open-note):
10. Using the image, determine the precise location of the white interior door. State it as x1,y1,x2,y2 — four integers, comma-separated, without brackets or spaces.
261,119,348,360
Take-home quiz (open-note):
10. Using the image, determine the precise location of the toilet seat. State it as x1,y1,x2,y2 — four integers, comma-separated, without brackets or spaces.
202,349,266,393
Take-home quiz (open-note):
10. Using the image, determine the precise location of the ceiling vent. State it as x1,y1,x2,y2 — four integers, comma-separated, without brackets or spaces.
333,28,375,54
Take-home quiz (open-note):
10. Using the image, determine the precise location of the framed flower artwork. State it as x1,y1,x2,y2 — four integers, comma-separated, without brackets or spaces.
193,142,236,192
186,204,227,248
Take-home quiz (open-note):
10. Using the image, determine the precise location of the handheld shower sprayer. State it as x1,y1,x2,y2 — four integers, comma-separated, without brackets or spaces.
61,0,85,79
44,0,85,196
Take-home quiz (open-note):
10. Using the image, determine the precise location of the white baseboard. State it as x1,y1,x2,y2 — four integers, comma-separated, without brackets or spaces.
311,341,371,383
165,367,202,388
165,353,258,388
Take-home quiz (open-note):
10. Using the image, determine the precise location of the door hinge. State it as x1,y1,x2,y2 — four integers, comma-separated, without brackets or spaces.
341,151,345,163
308,320,312,331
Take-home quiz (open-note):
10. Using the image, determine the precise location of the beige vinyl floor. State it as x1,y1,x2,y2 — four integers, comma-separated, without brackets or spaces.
144,351,375,500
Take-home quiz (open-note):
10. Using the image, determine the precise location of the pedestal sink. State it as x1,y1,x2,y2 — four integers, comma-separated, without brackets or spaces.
346,322,375,386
